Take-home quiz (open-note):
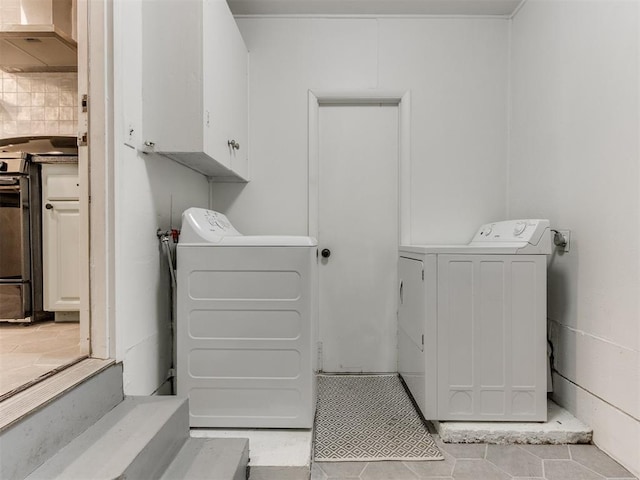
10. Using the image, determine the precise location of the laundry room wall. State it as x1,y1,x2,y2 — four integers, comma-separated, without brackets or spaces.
212,16,509,244
508,1,639,476
112,0,210,395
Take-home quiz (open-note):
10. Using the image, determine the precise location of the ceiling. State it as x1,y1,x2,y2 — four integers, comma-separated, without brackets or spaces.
227,0,524,16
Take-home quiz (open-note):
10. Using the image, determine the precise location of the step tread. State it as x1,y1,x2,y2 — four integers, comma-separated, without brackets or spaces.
26,396,188,480
161,438,249,480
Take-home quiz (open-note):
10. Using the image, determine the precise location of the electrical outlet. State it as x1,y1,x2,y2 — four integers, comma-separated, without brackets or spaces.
558,229,571,253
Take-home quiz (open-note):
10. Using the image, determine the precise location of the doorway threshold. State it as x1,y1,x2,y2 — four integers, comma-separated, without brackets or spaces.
0,357,115,432
0,355,88,403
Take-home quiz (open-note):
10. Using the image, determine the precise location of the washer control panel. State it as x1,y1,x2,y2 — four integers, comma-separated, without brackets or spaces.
471,219,550,245
203,209,236,233
180,207,241,243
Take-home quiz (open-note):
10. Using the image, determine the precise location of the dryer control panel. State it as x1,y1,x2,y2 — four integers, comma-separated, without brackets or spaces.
470,219,551,252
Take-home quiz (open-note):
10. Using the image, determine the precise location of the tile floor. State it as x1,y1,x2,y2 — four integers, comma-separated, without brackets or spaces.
0,321,82,398
311,441,638,480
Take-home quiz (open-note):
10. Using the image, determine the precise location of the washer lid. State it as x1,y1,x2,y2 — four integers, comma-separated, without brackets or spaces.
179,207,317,246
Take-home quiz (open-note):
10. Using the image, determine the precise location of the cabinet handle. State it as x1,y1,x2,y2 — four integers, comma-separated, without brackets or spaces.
228,140,240,150
45,203,53,210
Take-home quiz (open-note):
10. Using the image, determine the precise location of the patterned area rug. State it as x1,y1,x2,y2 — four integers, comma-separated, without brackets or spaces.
314,374,443,462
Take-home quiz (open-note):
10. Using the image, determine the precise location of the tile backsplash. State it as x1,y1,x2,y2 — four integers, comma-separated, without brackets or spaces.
0,70,78,139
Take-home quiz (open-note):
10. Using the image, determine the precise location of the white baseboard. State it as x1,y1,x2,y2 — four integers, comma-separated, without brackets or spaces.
552,372,640,479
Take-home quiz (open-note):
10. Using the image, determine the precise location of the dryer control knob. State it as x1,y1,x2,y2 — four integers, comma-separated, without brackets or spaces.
513,222,527,236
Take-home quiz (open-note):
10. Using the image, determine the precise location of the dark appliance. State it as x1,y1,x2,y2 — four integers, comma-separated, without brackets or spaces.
0,136,77,322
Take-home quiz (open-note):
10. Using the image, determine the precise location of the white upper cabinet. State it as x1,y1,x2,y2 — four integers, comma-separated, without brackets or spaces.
142,0,248,182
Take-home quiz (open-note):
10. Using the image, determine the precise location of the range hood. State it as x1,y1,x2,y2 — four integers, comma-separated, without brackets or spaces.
0,0,77,72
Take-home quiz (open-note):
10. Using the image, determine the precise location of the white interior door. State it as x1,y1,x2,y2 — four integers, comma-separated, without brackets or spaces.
318,104,399,373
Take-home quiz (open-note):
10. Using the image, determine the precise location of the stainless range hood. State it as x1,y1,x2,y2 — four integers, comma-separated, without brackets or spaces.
0,0,77,72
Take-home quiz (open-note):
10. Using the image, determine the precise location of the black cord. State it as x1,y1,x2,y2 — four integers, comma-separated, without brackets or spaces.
550,229,567,248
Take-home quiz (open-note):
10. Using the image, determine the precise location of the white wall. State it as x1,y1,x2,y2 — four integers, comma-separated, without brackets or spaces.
509,1,640,476
213,17,509,244
113,0,209,394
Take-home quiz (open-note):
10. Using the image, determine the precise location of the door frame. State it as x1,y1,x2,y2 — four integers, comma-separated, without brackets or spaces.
307,90,412,244
78,0,115,359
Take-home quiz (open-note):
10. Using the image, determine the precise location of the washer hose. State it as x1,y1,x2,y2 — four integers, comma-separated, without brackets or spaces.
159,232,177,291
157,228,179,394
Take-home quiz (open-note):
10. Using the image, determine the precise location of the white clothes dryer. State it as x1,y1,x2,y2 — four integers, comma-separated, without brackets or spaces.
398,219,551,422
177,208,318,428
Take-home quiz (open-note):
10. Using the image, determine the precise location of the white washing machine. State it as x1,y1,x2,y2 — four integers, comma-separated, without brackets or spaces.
398,219,551,422
177,208,318,428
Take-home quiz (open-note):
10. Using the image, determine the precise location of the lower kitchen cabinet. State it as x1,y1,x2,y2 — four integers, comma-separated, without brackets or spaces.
41,164,80,316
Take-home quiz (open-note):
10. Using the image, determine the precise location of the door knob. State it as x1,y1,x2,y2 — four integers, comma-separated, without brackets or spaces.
321,248,331,258
45,203,53,210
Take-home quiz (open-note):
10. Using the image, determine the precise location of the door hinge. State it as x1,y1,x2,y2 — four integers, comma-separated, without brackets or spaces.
422,334,424,346
81,94,89,113
422,269,425,281
78,132,88,147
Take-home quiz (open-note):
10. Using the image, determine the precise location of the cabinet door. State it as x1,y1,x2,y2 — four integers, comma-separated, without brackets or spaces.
227,22,248,180
437,254,547,421
141,0,203,153
203,0,248,176
43,201,80,311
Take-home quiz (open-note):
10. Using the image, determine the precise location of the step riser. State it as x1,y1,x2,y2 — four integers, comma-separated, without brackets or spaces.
49,397,189,480
0,364,123,480
123,399,189,480
234,449,250,480
161,438,249,480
